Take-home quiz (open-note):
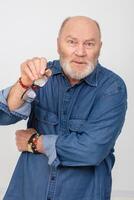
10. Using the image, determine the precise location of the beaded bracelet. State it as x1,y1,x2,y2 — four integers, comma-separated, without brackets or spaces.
18,77,39,90
18,78,39,101
18,78,30,90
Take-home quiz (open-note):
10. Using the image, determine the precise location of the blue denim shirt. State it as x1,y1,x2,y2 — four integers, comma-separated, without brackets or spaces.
0,60,127,200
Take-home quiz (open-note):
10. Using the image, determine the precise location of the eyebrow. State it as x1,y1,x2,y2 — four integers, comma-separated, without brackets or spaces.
84,39,96,42
65,35,77,40
65,35,96,42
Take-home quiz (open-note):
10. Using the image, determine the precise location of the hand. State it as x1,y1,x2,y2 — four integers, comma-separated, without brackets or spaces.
15,128,35,152
15,128,45,153
20,57,52,87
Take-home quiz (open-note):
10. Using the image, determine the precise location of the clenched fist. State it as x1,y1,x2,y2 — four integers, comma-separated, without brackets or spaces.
20,57,52,87
15,128,44,153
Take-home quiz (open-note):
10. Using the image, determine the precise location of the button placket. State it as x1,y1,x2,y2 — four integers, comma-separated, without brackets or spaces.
46,166,58,200
60,88,74,130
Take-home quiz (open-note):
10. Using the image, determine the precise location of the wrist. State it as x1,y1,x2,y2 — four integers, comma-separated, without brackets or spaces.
18,77,32,89
18,78,39,102
27,133,40,154
37,135,45,153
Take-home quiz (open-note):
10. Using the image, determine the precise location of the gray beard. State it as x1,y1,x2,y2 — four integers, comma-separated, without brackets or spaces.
61,61,95,80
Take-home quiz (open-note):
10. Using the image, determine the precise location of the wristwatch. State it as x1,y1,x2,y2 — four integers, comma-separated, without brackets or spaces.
27,133,40,154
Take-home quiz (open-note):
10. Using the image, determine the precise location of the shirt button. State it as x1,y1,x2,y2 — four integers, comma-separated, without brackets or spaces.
63,111,67,115
51,176,55,180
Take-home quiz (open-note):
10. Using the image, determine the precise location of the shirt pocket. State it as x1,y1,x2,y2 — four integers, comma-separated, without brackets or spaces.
34,105,59,135
69,119,86,133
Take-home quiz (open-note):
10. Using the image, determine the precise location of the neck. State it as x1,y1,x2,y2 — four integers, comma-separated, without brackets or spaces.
68,77,80,86
62,69,81,86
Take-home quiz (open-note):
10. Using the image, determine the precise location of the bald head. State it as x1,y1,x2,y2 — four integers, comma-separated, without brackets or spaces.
58,16,101,40
57,15,102,82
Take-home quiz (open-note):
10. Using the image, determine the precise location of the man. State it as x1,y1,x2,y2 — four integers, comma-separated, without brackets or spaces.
0,16,127,200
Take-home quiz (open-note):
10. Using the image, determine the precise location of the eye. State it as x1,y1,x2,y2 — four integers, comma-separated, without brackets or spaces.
67,39,77,46
68,40,74,44
85,42,95,48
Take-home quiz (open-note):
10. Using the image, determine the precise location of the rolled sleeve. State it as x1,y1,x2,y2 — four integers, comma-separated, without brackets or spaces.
43,135,59,165
0,87,34,120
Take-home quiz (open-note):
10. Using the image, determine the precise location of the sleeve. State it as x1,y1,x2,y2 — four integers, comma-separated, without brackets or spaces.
52,80,127,167
0,87,33,125
42,135,59,165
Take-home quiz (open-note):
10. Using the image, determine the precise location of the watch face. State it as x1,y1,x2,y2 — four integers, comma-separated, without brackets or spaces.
33,76,48,87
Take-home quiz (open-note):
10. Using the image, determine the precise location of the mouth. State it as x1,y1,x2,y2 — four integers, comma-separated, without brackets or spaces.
71,60,87,65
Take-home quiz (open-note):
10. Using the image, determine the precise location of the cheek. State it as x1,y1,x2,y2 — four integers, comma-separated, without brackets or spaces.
87,48,100,61
58,45,74,60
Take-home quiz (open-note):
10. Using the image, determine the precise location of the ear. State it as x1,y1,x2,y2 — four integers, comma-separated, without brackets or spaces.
57,37,60,54
97,41,103,58
100,41,102,49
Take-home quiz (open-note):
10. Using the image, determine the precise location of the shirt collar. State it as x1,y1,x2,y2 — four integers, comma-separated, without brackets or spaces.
84,63,100,87
50,60,100,87
48,60,62,75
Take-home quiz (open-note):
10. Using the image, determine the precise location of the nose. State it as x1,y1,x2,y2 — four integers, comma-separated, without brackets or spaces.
74,44,87,57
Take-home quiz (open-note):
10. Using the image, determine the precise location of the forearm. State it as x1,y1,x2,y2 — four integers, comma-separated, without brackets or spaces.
0,86,31,125
7,81,26,111
7,57,51,111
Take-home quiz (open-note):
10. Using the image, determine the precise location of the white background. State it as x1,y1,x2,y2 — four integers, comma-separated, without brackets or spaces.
0,0,133,198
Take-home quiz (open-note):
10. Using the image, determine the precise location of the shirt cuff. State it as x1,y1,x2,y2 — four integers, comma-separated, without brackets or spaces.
43,135,59,165
0,87,34,118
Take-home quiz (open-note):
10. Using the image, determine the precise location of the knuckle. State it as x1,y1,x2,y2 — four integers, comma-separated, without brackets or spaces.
27,60,33,66
23,64,29,72
33,57,40,63
41,57,47,67
42,57,47,62
24,59,30,66
21,63,26,70
33,56,39,60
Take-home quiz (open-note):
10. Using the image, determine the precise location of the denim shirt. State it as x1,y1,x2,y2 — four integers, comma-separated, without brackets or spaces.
0,60,127,200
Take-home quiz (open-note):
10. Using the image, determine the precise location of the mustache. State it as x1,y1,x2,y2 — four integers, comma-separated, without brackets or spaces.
71,60,88,64
61,60,95,80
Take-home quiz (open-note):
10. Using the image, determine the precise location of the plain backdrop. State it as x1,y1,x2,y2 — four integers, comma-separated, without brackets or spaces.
0,0,133,198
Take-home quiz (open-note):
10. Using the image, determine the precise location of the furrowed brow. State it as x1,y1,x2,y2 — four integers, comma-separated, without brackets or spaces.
65,35,77,40
85,38,96,42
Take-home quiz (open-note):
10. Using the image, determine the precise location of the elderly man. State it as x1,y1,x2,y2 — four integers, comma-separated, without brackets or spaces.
0,16,127,200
